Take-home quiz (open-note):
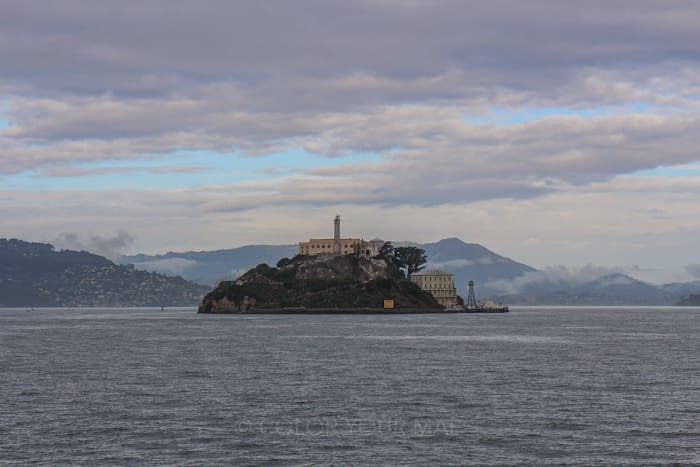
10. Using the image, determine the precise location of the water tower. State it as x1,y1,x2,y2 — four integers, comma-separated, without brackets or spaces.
466,280,477,309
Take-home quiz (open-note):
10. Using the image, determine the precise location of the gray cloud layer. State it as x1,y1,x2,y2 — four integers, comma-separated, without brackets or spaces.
53,230,134,260
685,264,700,279
3,3,699,151
3,1,700,92
2,1,700,263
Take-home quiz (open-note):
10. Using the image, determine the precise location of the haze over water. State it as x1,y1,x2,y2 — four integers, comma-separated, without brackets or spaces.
2,307,699,465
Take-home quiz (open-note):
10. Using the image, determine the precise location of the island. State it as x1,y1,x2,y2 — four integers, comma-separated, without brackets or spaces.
198,216,511,314
198,253,445,314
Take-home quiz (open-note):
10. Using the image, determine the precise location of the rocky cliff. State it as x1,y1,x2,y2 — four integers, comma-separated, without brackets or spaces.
198,254,441,313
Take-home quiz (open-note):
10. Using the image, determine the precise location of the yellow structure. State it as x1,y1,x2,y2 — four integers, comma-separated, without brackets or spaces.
383,299,395,309
298,215,379,258
410,270,458,308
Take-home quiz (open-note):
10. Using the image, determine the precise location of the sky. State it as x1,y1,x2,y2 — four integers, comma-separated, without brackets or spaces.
2,0,700,284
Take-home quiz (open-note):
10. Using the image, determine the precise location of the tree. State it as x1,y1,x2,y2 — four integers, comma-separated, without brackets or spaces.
374,242,427,279
375,241,394,261
393,246,427,277
375,241,404,279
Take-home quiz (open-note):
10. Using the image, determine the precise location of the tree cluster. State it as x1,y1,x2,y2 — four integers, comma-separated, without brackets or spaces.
375,242,427,278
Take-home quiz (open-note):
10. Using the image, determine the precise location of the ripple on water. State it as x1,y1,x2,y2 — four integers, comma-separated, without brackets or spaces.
1,307,699,465
285,334,574,344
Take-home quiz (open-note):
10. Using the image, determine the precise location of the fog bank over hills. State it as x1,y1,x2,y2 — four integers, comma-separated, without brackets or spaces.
123,245,299,286
121,238,700,306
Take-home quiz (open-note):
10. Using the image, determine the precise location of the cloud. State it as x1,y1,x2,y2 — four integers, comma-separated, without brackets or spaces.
428,257,495,269
130,257,199,276
2,1,700,284
685,264,700,279
53,230,134,260
3,92,699,186
0,1,699,214
6,101,698,210
596,275,637,287
429,259,477,268
2,1,700,94
486,265,630,294
39,165,208,177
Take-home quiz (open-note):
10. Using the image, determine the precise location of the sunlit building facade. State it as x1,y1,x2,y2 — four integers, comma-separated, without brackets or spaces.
410,270,458,308
298,215,379,258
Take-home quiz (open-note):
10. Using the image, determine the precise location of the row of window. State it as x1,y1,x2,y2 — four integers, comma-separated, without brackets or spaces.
306,244,361,250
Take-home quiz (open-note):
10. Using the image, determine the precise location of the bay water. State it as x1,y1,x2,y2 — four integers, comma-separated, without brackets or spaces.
1,307,699,465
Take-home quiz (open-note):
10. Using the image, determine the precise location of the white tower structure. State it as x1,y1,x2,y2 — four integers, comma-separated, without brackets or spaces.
333,215,341,254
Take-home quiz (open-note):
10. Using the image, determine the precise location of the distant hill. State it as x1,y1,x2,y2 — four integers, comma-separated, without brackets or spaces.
660,281,700,300
0,239,209,307
421,237,536,298
491,273,690,306
677,294,700,306
122,245,299,285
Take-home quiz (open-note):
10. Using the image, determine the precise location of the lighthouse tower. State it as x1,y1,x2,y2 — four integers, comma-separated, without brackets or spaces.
333,215,341,254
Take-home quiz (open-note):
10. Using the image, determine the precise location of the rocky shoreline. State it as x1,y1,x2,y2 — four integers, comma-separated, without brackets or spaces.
200,307,454,314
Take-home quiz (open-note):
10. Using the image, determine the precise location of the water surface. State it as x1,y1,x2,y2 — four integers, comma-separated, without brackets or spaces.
1,307,699,465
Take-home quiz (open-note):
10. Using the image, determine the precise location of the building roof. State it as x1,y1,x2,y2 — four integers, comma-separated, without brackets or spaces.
411,269,453,276
301,238,365,243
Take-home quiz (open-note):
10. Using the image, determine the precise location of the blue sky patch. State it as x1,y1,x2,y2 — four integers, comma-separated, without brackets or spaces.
5,148,384,191
629,162,700,178
462,103,655,126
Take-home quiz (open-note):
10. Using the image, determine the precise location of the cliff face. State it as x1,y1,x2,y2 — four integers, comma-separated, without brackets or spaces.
198,254,441,313
279,254,389,282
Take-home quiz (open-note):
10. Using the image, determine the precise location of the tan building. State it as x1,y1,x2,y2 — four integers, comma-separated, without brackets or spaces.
299,238,377,256
298,215,379,258
410,270,458,308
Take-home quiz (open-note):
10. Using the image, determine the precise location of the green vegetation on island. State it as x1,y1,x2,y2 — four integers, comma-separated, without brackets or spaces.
198,250,441,313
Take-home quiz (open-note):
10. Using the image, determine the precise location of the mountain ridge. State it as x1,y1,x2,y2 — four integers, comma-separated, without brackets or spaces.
492,272,697,306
